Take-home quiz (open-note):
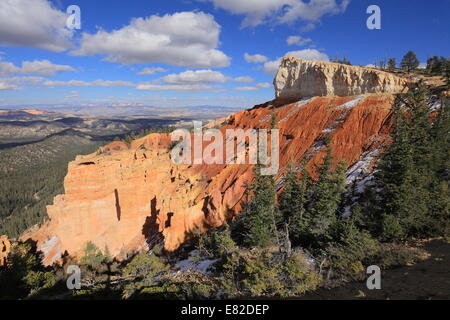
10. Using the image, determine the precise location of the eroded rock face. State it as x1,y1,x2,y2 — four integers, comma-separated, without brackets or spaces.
274,57,408,102
0,235,11,266
22,94,396,265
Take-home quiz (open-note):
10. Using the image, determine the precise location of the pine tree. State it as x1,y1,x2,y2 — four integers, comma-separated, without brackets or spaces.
278,161,310,245
388,58,396,71
373,83,448,240
400,51,420,72
303,142,347,248
242,165,280,247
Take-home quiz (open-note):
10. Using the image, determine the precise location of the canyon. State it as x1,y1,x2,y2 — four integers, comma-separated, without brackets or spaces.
20,60,403,265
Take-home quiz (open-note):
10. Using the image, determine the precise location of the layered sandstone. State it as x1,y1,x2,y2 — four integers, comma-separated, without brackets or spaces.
0,235,11,266
274,57,408,102
23,93,396,265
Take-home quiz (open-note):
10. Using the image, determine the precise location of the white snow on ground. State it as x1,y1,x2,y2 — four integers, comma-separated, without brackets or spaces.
278,98,313,123
176,251,218,274
346,148,380,185
429,100,442,111
342,147,381,217
259,114,272,124
336,96,365,110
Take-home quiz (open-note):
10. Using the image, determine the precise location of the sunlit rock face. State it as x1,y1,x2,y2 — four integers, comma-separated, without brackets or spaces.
22,93,396,265
0,235,11,266
274,57,408,102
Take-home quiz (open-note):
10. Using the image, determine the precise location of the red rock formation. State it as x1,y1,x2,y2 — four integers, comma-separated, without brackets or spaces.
22,94,395,265
0,235,11,266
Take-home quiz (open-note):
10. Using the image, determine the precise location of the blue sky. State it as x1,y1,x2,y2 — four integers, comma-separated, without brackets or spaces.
0,0,449,109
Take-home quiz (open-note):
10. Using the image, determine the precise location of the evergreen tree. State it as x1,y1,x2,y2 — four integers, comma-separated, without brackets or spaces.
302,142,347,248
388,58,396,71
242,165,280,247
278,162,310,245
401,51,420,72
373,83,449,240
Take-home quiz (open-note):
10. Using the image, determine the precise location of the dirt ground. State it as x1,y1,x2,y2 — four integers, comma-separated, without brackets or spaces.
300,240,450,300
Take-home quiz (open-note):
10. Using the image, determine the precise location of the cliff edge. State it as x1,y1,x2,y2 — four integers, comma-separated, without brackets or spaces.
274,57,408,102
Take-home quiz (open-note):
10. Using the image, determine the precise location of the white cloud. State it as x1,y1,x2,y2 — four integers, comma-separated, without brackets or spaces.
263,49,329,75
205,0,350,27
136,83,221,92
257,82,272,88
234,76,255,83
234,82,273,91
244,53,269,63
300,22,317,32
418,62,427,69
287,35,312,46
0,76,46,90
0,81,21,91
235,86,259,91
279,0,350,24
0,0,73,52
137,67,168,75
43,80,134,87
162,69,227,84
136,69,255,92
0,57,75,76
72,11,231,68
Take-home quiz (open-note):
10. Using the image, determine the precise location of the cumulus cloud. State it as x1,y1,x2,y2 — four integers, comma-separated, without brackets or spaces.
263,49,329,75
0,0,73,52
162,69,227,84
0,76,46,90
287,36,312,46
72,11,231,68
234,76,255,83
43,80,134,87
244,53,269,63
137,67,168,75
0,81,21,91
0,58,75,76
234,82,272,91
257,82,272,88
205,0,350,27
136,69,255,92
136,83,221,92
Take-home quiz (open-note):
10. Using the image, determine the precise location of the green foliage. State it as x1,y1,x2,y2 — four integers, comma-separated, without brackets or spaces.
370,83,449,241
80,242,111,270
219,249,319,298
401,50,420,72
240,165,280,247
326,218,380,280
0,242,55,299
388,57,397,70
426,56,449,76
122,249,169,299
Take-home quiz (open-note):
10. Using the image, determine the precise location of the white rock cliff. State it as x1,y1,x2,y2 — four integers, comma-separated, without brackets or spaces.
274,57,408,101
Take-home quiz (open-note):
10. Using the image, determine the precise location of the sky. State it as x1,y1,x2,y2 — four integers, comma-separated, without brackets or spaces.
0,0,449,109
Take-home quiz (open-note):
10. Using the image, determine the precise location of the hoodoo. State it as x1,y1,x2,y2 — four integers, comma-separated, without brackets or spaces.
22,59,408,265
274,57,408,102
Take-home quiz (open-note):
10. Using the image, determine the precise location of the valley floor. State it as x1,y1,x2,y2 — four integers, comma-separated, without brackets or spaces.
299,239,450,300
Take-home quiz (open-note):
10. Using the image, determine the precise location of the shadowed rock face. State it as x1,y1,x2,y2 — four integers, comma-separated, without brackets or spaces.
22,94,396,265
274,57,408,102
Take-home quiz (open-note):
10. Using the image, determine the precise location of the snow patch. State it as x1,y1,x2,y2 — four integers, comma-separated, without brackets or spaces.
278,98,313,123
336,96,365,110
176,251,218,274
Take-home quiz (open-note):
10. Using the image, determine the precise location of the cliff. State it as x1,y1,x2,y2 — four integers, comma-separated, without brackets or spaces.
274,57,408,102
0,235,11,266
22,93,396,265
